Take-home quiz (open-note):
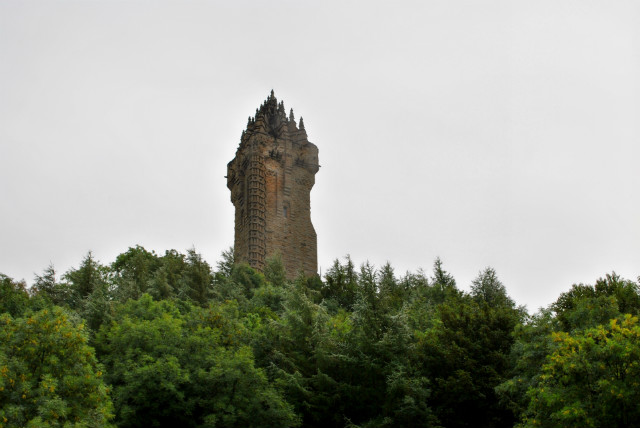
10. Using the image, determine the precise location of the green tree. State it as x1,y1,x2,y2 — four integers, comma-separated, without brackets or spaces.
470,267,514,307
340,262,436,427
495,309,558,422
553,273,640,332
428,258,458,304
268,261,438,428
414,267,521,428
159,249,188,296
144,249,189,300
520,315,640,428
95,295,297,428
258,279,338,428
0,275,29,317
178,248,214,306
499,273,640,426
62,252,109,310
215,247,235,279
228,263,266,301
322,256,358,311
82,281,113,334
111,246,161,300
378,262,405,311
0,307,114,427
32,264,69,306
264,252,287,287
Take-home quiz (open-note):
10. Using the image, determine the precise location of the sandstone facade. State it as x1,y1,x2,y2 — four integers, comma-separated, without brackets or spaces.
227,91,319,278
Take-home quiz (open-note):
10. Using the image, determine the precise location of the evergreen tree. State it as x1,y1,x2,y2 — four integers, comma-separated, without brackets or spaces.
62,252,108,310
178,248,214,306
94,295,297,428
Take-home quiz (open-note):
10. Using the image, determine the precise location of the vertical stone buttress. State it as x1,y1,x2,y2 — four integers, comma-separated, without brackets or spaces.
247,155,266,269
227,91,319,278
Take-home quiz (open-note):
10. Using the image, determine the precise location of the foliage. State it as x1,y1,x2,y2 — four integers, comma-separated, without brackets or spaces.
0,275,29,318
519,315,640,428
178,248,215,306
428,258,458,304
322,256,358,311
111,246,160,301
0,307,114,428
552,273,640,332
498,273,640,426
3,246,640,428
62,252,109,310
214,247,235,282
94,295,298,428
415,275,522,428
32,264,70,307
471,267,514,308
264,252,287,287
495,309,558,420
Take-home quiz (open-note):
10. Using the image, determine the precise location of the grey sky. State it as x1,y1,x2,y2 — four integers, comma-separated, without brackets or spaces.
1,0,638,312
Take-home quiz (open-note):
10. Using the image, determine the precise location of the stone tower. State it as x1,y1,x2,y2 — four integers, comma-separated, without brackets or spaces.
227,91,319,278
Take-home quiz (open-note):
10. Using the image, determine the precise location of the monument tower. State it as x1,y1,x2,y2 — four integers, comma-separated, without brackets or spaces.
227,91,319,278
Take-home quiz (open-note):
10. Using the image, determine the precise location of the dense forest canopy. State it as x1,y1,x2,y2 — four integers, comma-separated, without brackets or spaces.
1,246,639,428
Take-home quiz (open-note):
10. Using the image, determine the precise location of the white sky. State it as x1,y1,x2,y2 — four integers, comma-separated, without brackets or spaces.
1,0,638,312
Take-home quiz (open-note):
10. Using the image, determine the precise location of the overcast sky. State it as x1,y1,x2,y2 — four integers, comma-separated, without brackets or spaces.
1,0,638,312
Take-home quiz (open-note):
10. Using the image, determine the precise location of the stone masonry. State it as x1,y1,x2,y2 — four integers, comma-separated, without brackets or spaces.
227,91,319,278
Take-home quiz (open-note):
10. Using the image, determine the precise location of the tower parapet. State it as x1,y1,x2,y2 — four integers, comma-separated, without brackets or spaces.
227,91,319,277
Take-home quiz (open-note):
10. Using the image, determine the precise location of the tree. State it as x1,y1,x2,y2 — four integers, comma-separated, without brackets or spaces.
0,307,114,427
322,256,358,311
499,273,640,426
264,252,287,287
413,267,522,428
94,295,298,428
552,273,640,332
62,252,109,310
228,263,265,300
215,247,235,279
32,264,68,305
158,249,188,297
339,263,435,428
470,267,514,308
520,315,640,428
179,248,214,306
379,262,404,311
111,246,161,300
0,275,29,318
428,258,458,304
495,309,558,422
266,261,438,428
